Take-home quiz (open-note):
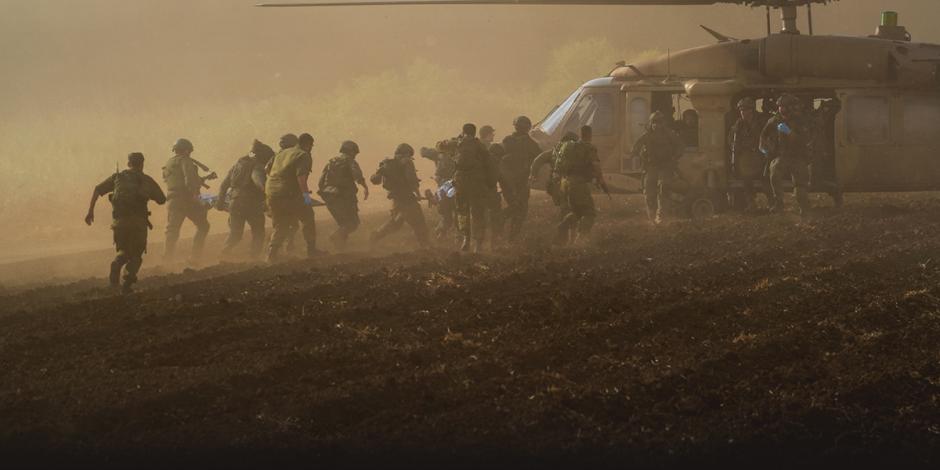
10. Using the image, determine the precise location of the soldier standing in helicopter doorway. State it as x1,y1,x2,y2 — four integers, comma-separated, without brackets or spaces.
760,93,813,216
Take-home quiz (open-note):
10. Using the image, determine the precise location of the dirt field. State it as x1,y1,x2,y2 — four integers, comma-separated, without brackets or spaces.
1,193,939,467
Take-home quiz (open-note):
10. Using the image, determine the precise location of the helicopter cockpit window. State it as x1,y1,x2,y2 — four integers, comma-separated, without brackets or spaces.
539,89,580,135
563,93,615,136
902,96,940,145
847,96,890,145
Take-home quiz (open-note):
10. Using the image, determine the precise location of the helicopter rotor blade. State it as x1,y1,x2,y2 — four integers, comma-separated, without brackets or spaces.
256,1,835,8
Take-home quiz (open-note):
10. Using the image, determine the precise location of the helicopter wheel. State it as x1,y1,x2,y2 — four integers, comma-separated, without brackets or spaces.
690,197,717,220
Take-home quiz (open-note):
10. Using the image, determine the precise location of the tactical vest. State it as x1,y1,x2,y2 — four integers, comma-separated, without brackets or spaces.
110,170,148,219
556,141,595,179
767,116,813,161
320,155,358,196
162,156,188,194
377,158,409,195
501,133,541,178
641,131,679,167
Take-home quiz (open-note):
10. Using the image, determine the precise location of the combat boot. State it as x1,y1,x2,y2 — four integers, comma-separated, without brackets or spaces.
120,282,134,295
109,259,124,289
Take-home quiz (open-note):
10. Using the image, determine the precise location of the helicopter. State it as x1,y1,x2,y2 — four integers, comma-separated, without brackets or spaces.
258,0,940,218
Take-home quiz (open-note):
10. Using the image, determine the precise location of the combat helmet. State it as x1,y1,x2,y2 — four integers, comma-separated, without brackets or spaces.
172,138,194,153
777,93,802,108
278,134,299,149
251,140,275,160
394,143,414,158
737,97,757,110
513,116,532,132
561,131,579,143
340,140,360,156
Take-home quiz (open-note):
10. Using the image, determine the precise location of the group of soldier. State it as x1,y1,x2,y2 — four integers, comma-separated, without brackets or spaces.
84,116,613,293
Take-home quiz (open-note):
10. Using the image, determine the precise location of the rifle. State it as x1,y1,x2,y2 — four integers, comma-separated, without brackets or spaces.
191,158,218,189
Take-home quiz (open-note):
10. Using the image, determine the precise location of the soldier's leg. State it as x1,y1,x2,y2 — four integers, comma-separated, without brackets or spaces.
122,224,149,292
768,158,786,212
791,161,811,214
643,170,659,222
246,208,266,259
572,182,596,239
164,198,186,259
267,198,292,261
372,206,405,242
295,202,318,257
436,197,454,240
470,193,488,252
222,208,247,255
488,191,504,246
657,172,675,222
455,191,472,246
187,202,210,258
111,226,129,287
403,200,430,246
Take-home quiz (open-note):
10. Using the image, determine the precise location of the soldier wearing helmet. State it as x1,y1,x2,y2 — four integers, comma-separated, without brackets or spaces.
632,111,684,225
265,133,320,262
454,123,496,253
318,140,369,250
85,152,167,294
530,131,579,223
421,139,459,241
729,97,772,212
760,93,813,216
217,139,276,259
499,115,542,242
368,143,430,247
162,137,211,263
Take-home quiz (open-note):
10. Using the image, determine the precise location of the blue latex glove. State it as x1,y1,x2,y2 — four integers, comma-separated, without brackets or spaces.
303,192,314,206
777,122,792,135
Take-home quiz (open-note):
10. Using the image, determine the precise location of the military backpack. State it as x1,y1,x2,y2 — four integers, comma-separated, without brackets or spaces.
110,170,146,218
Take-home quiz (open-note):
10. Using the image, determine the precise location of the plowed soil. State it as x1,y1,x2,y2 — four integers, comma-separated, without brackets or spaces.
2,193,939,468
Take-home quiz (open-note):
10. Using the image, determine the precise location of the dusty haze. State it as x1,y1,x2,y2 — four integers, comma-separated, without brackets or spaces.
0,0,938,264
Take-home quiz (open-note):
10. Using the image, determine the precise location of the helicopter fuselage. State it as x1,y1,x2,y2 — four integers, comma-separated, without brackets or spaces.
530,32,940,211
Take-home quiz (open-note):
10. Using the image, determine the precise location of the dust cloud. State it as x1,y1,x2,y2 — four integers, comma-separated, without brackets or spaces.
0,0,937,263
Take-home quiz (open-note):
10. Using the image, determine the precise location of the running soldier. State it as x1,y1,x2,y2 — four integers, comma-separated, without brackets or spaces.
729,97,771,212
265,133,319,262
421,140,457,240
319,140,369,249
217,140,275,258
85,152,166,293
162,138,211,262
369,143,430,247
454,123,496,253
555,126,607,245
500,116,542,241
530,131,579,222
760,93,813,216
632,112,684,225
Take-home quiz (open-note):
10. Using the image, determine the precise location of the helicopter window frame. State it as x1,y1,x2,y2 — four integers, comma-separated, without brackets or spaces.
539,89,580,135
846,95,891,145
901,95,940,145
561,91,616,136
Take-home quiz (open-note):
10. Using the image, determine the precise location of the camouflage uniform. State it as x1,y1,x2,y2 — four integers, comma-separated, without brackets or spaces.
484,142,506,247
218,142,273,258
370,144,430,246
422,141,457,240
319,145,366,248
266,143,317,260
531,131,579,221
760,101,813,215
162,146,211,261
555,140,600,243
454,135,495,251
729,103,771,210
632,114,684,223
500,119,542,241
93,163,166,291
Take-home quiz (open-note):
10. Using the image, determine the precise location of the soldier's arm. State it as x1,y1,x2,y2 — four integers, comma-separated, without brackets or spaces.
419,147,440,163
146,176,168,205
351,160,369,200
218,166,234,198
86,175,115,225
297,153,313,194
183,160,201,196
631,134,647,156
405,160,421,195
